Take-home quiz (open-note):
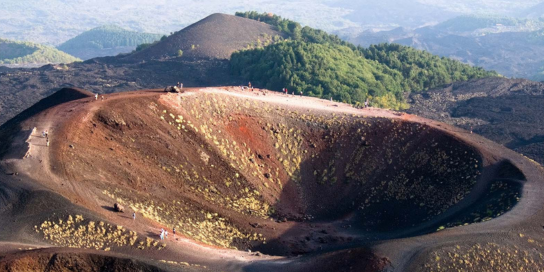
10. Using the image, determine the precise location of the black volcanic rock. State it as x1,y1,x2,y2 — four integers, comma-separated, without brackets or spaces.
407,77,544,164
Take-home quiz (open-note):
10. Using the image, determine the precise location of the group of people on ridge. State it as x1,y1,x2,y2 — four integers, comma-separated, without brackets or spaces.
240,82,372,108
281,87,303,96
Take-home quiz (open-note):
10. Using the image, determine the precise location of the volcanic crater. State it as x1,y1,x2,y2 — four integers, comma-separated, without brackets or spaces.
0,87,540,272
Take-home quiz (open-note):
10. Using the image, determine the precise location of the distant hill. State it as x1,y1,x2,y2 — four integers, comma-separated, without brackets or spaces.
57,25,163,60
354,15,544,47
126,13,285,61
351,15,544,80
0,38,80,65
398,30,544,80
433,15,544,33
519,2,544,19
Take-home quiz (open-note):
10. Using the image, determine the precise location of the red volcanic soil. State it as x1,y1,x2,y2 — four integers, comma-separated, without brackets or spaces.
1,87,544,271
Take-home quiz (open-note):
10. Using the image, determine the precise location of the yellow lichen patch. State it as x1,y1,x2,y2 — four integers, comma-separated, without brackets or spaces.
150,98,275,220
158,260,207,269
103,189,265,249
423,243,544,272
36,215,160,251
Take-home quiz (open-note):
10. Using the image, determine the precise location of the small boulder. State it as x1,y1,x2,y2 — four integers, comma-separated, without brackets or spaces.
114,203,124,213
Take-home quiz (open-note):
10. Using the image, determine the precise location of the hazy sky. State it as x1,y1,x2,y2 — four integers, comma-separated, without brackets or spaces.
0,0,543,44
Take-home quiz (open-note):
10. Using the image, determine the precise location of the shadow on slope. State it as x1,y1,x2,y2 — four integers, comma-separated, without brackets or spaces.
252,122,523,257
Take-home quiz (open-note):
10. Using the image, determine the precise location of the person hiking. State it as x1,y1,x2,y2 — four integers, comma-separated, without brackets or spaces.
132,212,136,220
95,93,98,100
173,227,176,237
46,138,50,147
299,90,303,97
285,88,288,95
282,88,285,94
248,82,252,88
364,99,369,108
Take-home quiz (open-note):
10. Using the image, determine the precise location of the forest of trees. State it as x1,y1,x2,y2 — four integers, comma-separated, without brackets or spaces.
360,43,495,92
0,38,80,65
57,25,163,59
58,25,163,51
233,11,498,109
231,41,408,109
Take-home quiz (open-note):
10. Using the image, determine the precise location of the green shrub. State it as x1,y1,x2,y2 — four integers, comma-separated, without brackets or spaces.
232,11,498,109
